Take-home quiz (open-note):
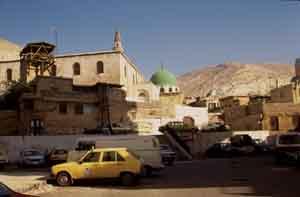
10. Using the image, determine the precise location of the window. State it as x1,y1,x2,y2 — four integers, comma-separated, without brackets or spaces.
51,65,57,76
169,87,172,92
117,152,125,161
102,151,116,162
160,87,164,92
97,61,104,74
59,103,68,114
82,152,101,163
270,116,279,131
6,69,12,81
73,62,80,75
74,103,84,114
124,65,127,78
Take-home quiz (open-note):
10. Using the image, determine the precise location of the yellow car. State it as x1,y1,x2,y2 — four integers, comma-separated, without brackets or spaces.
51,147,142,186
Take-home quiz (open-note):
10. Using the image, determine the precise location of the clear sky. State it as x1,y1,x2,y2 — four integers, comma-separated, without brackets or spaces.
1,0,300,78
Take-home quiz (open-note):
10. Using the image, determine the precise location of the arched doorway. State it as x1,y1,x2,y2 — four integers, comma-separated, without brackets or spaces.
183,116,195,128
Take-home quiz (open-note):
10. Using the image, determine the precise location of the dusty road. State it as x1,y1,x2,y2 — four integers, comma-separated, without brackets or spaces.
41,157,300,197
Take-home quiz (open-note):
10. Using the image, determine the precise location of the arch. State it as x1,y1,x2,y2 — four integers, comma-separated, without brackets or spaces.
97,61,104,74
137,89,150,102
183,116,195,128
73,62,80,75
50,65,57,76
6,69,12,81
160,87,165,93
169,87,173,93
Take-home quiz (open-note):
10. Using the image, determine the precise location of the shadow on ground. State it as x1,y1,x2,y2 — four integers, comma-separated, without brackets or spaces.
43,157,300,197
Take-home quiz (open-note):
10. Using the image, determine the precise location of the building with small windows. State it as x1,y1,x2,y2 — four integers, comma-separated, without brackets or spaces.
221,59,300,132
0,32,208,135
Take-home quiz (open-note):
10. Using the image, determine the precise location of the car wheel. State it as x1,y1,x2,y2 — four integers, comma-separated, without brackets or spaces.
0,164,4,170
56,172,72,186
120,172,135,186
142,166,152,177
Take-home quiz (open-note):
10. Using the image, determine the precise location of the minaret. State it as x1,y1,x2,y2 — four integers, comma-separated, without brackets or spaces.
113,31,124,53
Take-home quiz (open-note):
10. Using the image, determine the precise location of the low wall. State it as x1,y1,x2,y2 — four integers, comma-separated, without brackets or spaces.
0,135,90,162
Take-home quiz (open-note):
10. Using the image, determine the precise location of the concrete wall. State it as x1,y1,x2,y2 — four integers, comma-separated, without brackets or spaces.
175,105,208,129
0,135,82,162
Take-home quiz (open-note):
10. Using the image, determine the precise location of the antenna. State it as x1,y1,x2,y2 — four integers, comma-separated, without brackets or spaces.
50,27,58,54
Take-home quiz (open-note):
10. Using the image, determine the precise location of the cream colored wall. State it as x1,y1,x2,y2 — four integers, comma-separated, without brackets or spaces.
133,82,160,102
119,54,145,101
55,52,121,86
0,61,20,82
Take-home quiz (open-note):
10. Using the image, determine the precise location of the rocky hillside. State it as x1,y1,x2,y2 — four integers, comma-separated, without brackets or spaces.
177,63,294,98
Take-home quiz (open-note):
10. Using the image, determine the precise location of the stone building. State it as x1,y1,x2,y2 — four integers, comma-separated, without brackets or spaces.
222,59,300,131
0,32,208,135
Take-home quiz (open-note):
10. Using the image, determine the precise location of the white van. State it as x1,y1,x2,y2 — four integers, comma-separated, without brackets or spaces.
70,135,164,176
0,145,8,169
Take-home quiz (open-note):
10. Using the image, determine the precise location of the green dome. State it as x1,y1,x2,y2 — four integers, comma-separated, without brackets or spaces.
150,68,176,86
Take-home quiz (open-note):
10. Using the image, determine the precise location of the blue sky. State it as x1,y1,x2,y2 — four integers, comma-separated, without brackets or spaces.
0,0,300,78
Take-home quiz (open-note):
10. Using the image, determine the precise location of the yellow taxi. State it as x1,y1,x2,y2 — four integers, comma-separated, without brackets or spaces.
51,147,142,186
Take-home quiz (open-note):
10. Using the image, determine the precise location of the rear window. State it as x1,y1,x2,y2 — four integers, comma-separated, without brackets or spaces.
279,135,300,145
24,151,41,156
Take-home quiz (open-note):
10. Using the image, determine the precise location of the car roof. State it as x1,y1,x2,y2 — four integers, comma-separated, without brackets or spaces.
92,147,127,152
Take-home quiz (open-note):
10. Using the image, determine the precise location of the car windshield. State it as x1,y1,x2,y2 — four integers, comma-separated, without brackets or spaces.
24,151,42,156
279,135,300,145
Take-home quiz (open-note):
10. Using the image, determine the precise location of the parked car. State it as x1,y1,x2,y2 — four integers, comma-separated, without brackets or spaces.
51,147,142,186
71,135,164,177
0,145,8,170
160,144,176,166
47,148,68,165
205,143,232,158
19,149,46,167
253,139,271,154
274,132,300,165
0,182,37,197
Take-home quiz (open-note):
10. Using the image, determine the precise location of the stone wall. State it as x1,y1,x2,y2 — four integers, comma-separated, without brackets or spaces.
0,111,18,135
270,84,293,103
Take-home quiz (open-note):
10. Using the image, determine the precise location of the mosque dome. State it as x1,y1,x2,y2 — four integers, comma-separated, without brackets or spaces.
150,67,177,87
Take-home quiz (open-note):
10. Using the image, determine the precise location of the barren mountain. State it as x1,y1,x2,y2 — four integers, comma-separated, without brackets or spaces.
177,63,294,98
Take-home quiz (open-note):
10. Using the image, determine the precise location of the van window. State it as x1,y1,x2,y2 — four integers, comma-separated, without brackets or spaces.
279,135,300,145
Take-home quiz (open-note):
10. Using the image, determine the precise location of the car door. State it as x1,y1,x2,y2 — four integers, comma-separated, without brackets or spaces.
79,151,102,179
100,151,121,178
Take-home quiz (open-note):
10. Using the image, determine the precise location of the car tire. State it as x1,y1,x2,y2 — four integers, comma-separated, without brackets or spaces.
120,172,135,186
56,172,72,186
0,164,4,170
142,166,152,177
